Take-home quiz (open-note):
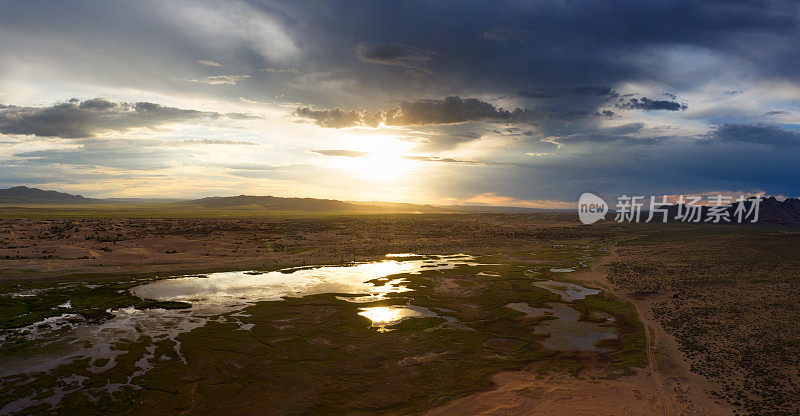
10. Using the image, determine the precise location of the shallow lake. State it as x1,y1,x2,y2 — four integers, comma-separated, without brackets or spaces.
0,251,617,414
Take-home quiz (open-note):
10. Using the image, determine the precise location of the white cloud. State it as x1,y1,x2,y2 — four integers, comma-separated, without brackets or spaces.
183,75,250,85
198,60,222,67
154,0,299,63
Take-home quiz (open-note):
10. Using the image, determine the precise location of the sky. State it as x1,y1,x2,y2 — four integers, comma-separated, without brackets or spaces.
0,0,799,207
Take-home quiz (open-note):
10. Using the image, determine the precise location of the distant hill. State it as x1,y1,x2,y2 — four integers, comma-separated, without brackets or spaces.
191,195,551,213
0,186,93,203
759,197,800,224
193,195,373,212
655,196,800,224
4,187,795,221
0,187,547,213
445,205,554,214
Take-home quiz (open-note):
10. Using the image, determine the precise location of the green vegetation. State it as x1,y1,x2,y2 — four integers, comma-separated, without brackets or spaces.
0,246,647,415
0,279,193,329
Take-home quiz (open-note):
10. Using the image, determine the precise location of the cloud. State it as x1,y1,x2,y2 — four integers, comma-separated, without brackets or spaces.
519,86,616,99
616,96,687,111
7,137,260,172
356,42,434,69
185,75,250,85
295,108,365,128
463,193,574,209
180,139,260,145
536,123,653,148
156,0,298,62
403,155,485,165
262,67,298,73
393,97,514,125
483,27,533,42
307,149,489,164
309,149,369,157
12,142,174,170
198,59,221,67
220,163,284,171
710,124,800,147
297,96,523,128
296,95,619,130
764,110,789,116
3,0,800,202
403,129,483,152
542,133,660,147
0,98,245,138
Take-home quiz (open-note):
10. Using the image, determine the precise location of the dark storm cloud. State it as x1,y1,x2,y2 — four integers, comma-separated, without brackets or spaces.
447,136,800,204
0,98,251,138
3,0,800,107
295,96,614,129
519,86,616,99
309,149,370,157
404,128,484,152
278,0,800,106
392,97,514,125
295,108,365,128
296,97,514,128
355,42,434,69
709,124,800,147
616,97,687,111
482,27,533,42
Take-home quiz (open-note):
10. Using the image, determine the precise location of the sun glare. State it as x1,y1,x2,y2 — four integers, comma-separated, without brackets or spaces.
330,135,417,182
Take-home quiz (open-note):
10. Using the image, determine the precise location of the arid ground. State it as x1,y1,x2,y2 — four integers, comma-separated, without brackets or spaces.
1,212,798,415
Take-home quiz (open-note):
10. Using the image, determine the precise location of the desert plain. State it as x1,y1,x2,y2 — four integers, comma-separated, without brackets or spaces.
1,211,798,415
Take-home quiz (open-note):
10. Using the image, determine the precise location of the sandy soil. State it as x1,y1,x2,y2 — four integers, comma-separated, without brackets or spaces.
0,214,600,281
427,367,665,416
426,246,734,416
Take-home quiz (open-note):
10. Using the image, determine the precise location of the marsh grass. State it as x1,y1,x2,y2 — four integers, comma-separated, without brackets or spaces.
0,247,646,415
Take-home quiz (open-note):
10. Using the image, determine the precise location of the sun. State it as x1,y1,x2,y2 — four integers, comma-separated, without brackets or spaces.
333,134,418,182
356,151,416,182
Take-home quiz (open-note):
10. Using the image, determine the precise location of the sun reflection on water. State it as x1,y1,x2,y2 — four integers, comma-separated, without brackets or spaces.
357,305,437,332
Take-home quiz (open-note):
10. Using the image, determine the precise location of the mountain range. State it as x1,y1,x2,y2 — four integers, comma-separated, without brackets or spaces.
0,186,91,203
2,186,798,222
0,186,546,214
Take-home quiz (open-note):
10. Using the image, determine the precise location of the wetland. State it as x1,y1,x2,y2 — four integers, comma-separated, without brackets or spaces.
0,243,645,415
3,213,796,415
